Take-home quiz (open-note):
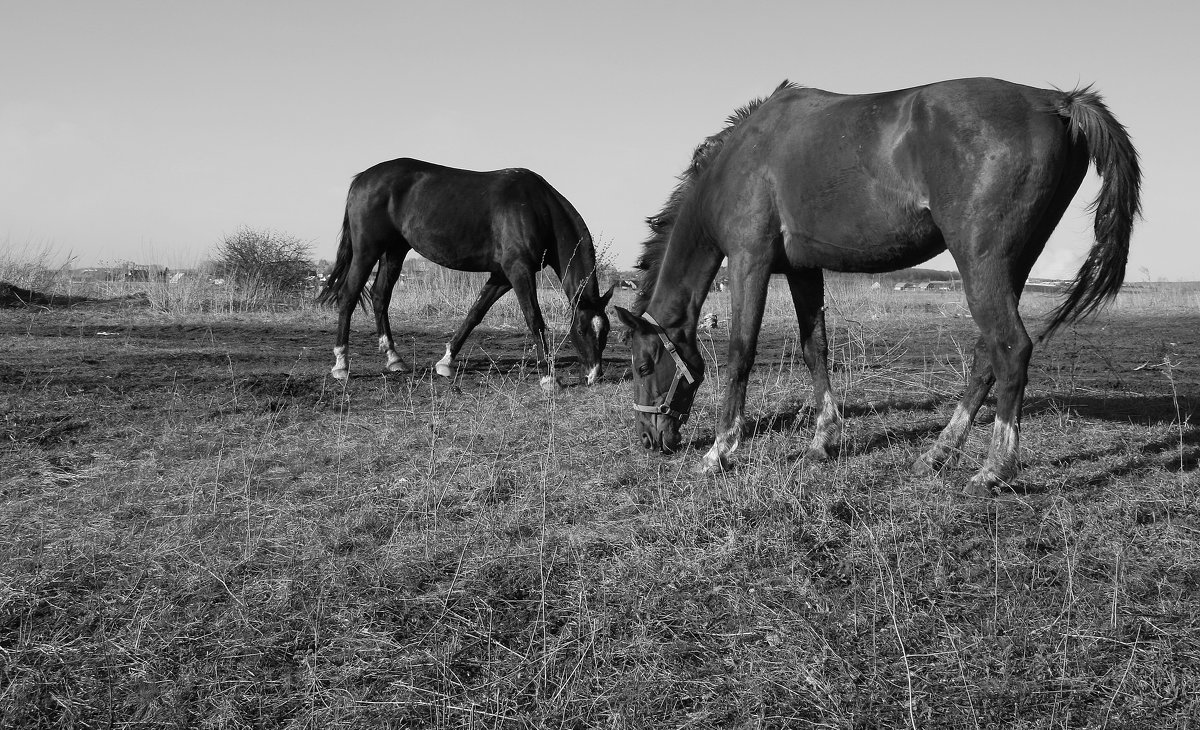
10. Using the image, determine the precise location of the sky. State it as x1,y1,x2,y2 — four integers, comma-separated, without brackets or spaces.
2,0,1196,280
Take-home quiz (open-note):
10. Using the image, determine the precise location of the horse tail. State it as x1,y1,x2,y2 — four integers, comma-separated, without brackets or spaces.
316,208,353,307
1041,87,1142,339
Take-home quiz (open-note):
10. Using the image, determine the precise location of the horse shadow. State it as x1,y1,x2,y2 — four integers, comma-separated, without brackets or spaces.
733,391,1197,474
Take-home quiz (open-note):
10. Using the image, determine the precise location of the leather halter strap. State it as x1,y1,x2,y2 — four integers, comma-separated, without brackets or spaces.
632,312,697,423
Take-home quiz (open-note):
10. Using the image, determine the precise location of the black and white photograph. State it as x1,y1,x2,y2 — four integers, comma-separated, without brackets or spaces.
2,1,1197,727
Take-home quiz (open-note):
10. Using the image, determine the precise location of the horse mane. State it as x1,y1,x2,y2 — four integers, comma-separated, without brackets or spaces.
633,80,797,313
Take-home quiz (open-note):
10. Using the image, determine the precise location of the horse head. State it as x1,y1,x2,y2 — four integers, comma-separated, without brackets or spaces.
571,285,614,385
615,306,703,453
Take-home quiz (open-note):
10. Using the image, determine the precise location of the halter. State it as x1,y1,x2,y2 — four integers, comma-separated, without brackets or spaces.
632,312,697,424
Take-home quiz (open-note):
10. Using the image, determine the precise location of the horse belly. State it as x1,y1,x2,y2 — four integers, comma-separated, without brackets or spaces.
400,201,497,272
410,237,495,272
783,209,944,274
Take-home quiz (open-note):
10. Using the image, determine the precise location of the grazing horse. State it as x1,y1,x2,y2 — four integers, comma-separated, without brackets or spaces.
319,158,613,384
615,78,1140,495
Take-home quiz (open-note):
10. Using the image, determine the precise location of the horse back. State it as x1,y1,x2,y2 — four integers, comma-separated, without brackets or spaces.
705,79,1078,272
347,158,565,272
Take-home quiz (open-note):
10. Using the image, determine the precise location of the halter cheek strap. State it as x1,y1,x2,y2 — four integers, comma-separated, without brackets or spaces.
632,312,697,423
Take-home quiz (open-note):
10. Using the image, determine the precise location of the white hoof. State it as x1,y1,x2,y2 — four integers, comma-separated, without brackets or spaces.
701,448,731,473
331,367,349,381
435,362,453,378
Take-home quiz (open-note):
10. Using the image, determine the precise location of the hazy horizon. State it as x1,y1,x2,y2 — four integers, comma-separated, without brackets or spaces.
3,1,1196,281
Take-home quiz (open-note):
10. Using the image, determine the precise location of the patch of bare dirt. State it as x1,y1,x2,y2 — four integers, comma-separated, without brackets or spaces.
0,281,150,309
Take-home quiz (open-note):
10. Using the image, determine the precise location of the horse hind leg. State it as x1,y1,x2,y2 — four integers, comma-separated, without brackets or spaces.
331,251,379,380
926,262,1031,496
920,165,1079,493
914,335,994,474
372,249,411,373
437,274,511,378
786,270,842,460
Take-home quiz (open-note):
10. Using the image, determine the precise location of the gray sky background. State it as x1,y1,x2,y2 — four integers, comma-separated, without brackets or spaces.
2,0,1195,279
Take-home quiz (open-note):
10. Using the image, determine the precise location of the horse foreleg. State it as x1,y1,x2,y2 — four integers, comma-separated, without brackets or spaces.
702,259,772,472
437,275,511,377
507,270,561,388
787,270,842,460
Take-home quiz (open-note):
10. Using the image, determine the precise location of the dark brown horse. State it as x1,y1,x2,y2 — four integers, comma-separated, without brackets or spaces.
319,158,613,385
615,78,1140,495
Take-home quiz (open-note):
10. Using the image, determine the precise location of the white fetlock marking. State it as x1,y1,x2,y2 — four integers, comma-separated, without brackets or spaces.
989,417,1019,473
702,424,741,471
811,392,842,451
331,346,349,379
385,349,408,372
377,335,391,353
993,417,1018,455
702,444,726,471
945,404,974,443
435,345,453,378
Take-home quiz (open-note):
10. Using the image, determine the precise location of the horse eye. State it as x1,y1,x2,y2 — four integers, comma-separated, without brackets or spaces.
637,363,653,376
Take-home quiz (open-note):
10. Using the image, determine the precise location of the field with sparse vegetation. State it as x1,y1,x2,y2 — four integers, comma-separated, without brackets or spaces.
2,249,1198,728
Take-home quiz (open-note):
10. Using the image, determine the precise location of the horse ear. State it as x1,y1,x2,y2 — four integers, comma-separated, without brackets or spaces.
600,284,615,306
613,306,645,333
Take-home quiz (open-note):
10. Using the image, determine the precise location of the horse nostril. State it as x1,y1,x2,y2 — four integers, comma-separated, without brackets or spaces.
641,432,654,449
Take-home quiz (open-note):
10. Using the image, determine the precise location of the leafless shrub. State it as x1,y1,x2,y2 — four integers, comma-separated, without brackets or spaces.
212,226,314,292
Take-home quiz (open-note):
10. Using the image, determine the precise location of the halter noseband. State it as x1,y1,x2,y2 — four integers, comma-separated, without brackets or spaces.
632,312,697,424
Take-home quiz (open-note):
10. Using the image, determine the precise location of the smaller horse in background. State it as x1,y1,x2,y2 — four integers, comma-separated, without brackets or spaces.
618,78,1140,495
319,158,613,385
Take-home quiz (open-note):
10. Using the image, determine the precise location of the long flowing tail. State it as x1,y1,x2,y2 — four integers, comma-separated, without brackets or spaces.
316,209,353,307
1042,87,1142,338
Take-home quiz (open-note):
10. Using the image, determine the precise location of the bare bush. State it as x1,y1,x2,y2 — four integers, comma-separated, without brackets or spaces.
212,226,314,291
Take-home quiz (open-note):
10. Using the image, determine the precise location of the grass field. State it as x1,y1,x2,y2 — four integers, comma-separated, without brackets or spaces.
1,262,1198,728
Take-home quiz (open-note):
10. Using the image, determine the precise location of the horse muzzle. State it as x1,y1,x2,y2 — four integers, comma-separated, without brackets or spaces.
638,419,681,453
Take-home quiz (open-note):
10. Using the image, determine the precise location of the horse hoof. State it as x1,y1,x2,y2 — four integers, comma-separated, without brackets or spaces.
331,368,349,381
964,469,1007,497
804,446,832,462
963,476,996,498
435,363,453,378
540,376,564,392
912,454,940,476
387,360,411,374
700,451,731,474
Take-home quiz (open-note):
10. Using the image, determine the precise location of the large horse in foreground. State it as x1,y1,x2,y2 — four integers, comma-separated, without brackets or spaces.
319,158,613,385
616,78,1140,495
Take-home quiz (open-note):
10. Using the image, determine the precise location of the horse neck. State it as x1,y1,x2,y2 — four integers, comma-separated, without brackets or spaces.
556,232,601,305
646,217,723,342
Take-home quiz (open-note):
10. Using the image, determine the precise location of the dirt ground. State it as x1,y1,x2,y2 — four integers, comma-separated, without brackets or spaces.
1,295,1197,455
3,291,1199,728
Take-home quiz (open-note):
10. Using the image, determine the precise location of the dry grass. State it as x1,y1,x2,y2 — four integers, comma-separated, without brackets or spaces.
1,255,1198,728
